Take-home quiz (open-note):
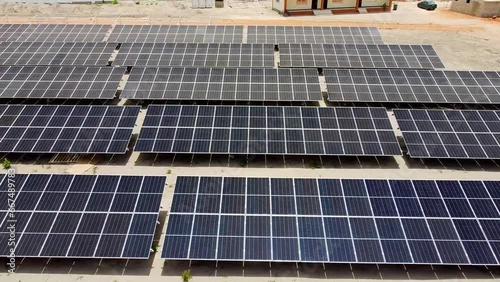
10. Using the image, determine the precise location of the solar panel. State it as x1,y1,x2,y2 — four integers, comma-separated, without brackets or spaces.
108,25,244,43
134,105,401,156
0,24,110,42
0,105,140,154
0,174,166,258
0,66,125,99
279,44,445,69
122,67,322,101
163,176,500,265
112,43,275,67
394,109,500,159
325,69,500,104
247,26,384,44
0,42,116,66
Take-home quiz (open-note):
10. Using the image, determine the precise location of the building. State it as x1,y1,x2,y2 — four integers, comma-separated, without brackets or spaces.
451,0,500,17
272,0,392,15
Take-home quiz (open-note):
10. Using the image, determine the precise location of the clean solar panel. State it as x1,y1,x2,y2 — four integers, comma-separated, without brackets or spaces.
108,25,244,43
325,69,500,104
134,105,401,156
279,44,445,69
0,105,139,154
394,109,500,159
163,176,500,265
0,174,166,258
0,24,110,42
112,43,275,67
0,66,125,99
247,26,384,44
0,42,116,66
122,67,322,101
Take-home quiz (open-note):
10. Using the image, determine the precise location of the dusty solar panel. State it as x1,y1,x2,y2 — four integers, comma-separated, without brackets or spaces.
279,44,445,69
0,24,111,42
122,67,322,101
163,176,500,264
0,66,125,99
0,42,116,66
108,25,244,43
325,69,500,104
134,105,401,156
0,174,166,258
248,26,383,44
0,105,140,154
395,109,500,159
112,43,275,67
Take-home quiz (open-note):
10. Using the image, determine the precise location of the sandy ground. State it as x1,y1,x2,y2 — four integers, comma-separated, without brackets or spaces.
0,1,499,281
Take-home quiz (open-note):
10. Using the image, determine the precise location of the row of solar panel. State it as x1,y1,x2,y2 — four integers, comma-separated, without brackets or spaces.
1,104,500,159
163,176,500,264
0,174,166,258
3,66,499,102
0,42,444,69
0,24,383,44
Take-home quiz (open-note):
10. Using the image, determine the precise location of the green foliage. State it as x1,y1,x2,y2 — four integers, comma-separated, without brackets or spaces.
2,158,11,169
181,270,192,282
151,241,158,253
112,0,118,4
310,160,321,169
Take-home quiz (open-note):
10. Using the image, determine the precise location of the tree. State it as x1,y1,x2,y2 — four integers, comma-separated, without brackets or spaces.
181,270,192,282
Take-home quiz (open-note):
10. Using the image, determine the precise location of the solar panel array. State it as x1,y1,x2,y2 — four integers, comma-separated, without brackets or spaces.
122,67,322,101
394,109,500,159
0,66,125,99
112,43,274,67
0,105,139,154
325,69,500,104
0,174,166,258
163,176,500,264
247,26,384,44
0,24,110,42
0,42,116,66
279,44,445,69
134,105,401,156
108,25,244,43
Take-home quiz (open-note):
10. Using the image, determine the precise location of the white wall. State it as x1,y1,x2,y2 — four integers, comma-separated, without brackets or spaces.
360,0,387,7
327,0,357,9
286,0,313,10
451,0,500,17
273,0,286,12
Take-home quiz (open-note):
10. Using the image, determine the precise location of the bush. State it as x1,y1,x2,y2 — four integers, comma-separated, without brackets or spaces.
112,0,118,4
181,270,192,282
3,159,11,169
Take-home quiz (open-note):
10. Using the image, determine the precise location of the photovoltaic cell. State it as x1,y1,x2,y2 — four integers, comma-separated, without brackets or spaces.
279,44,445,69
108,25,244,43
324,69,500,104
122,67,322,101
394,109,500,159
0,105,140,154
0,42,116,66
0,24,110,42
0,66,125,99
163,176,500,265
0,174,166,259
134,105,401,156
112,43,274,67
247,26,383,44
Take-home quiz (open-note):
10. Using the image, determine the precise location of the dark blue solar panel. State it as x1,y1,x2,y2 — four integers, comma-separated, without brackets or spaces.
0,174,166,259
163,177,500,265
